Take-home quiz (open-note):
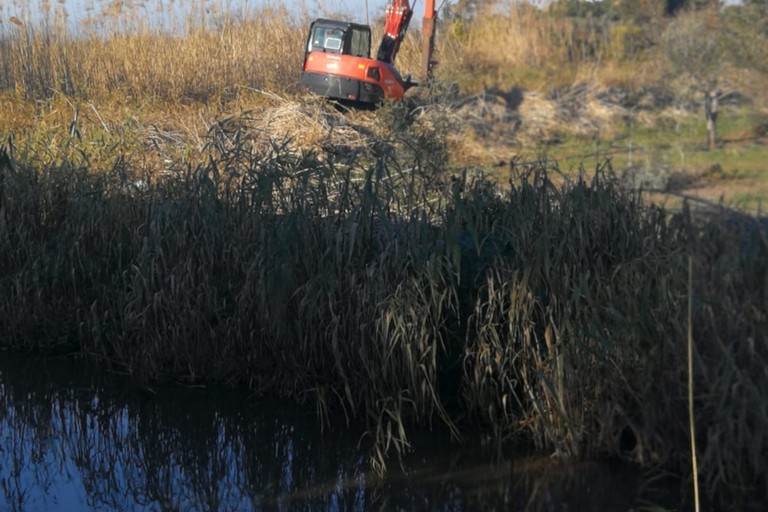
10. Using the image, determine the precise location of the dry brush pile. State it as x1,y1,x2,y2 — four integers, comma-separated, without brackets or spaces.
0,131,766,507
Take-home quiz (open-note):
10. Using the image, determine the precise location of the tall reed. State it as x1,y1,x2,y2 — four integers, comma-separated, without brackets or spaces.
0,128,765,507
0,1,305,102
442,0,660,91
0,0,667,104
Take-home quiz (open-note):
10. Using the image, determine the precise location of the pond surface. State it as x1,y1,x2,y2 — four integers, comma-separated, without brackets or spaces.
0,352,646,511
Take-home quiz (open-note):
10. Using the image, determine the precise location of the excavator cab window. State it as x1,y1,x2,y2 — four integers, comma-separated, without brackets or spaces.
310,26,345,53
307,22,371,58
349,28,371,58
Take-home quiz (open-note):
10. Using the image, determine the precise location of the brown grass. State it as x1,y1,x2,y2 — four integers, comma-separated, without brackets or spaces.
0,2,305,103
0,0,668,104
441,1,664,93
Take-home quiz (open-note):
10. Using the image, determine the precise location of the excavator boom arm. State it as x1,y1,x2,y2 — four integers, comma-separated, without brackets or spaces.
376,0,437,80
421,0,436,79
375,0,413,64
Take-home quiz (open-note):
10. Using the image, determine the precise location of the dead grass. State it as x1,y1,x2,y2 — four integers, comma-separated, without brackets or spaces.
0,2,305,103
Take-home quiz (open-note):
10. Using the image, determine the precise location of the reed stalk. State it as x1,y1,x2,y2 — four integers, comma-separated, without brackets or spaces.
688,254,700,512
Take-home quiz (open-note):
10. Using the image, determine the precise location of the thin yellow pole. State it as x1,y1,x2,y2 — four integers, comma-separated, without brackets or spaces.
688,255,700,512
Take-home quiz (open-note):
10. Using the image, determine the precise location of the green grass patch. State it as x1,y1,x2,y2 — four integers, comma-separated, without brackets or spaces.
505,107,768,211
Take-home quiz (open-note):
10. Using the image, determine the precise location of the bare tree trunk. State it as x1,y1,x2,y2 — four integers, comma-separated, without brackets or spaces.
705,90,719,150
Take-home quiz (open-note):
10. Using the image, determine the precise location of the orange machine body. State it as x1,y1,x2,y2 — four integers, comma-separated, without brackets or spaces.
300,19,411,105
300,0,435,107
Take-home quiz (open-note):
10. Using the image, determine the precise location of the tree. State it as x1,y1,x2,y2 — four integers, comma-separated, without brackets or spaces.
665,0,720,15
721,2,768,74
614,0,666,22
663,4,768,150
662,8,726,150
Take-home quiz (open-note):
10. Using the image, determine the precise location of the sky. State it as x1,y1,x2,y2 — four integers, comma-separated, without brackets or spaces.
1,0,397,29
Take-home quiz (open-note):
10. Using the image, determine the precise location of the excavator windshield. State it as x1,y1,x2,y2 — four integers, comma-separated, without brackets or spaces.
309,26,344,53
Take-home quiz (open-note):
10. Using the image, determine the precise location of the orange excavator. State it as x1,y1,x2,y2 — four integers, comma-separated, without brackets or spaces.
300,0,437,106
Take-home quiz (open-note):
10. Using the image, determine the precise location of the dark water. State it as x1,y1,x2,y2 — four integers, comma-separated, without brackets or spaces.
0,352,645,512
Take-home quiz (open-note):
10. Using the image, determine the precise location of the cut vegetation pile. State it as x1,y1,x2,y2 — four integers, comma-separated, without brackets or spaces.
0,134,765,508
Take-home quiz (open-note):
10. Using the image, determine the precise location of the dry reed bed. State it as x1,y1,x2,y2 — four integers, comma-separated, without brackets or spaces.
0,0,666,105
0,136,765,507
0,4,305,102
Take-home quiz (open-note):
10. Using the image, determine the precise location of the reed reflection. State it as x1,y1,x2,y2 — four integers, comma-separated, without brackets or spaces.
0,354,643,511
0,354,372,511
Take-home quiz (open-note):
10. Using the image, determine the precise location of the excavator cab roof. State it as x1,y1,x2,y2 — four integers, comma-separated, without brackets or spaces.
309,19,370,32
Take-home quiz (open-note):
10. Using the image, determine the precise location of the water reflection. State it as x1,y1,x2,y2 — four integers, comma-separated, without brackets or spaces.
0,353,642,511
